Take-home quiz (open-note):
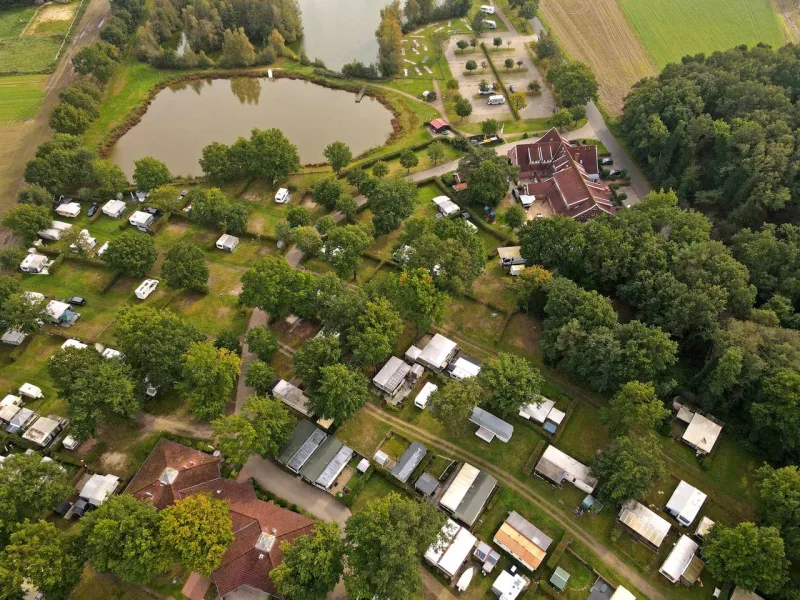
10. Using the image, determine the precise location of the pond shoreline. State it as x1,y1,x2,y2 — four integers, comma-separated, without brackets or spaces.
98,69,403,171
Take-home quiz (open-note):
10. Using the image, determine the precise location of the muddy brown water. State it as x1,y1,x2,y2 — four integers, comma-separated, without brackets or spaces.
108,76,394,178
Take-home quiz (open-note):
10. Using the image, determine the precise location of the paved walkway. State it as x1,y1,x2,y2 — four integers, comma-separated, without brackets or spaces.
240,456,352,526
362,404,666,600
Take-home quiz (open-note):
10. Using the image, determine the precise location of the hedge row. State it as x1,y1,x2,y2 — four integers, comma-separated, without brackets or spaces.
340,466,375,507
546,535,573,570
481,43,520,120
523,440,546,476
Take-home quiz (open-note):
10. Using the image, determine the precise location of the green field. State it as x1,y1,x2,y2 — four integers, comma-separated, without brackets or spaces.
0,75,47,123
619,0,788,67
0,3,36,37
0,33,62,73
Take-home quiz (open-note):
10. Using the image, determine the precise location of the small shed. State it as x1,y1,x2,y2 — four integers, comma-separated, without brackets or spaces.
102,199,127,218
19,383,43,399
433,195,460,217
695,516,715,538
405,344,422,363
356,458,370,473
216,234,240,252
429,118,451,134
390,441,427,483
470,407,513,443
550,567,570,592
610,587,636,600
129,211,154,232
415,472,439,496
373,449,390,467
55,202,81,218
373,356,412,397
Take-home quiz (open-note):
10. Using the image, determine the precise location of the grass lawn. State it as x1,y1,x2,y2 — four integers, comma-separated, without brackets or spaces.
350,472,398,513
337,408,391,456
618,0,787,68
427,454,455,479
0,35,62,74
440,296,508,348
472,261,516,312
382,77,435,98
557,402,611,465
379,143,462,178
68,565,187,600
0,75,47,123
380,432,412,459
0,334,66,415
555,550,596,599
0,4,37,38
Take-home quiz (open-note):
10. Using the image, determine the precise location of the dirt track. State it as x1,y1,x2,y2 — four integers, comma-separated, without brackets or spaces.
539,0,656,112
0,0,110,224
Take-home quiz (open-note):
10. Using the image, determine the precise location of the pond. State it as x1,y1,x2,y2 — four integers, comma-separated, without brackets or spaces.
296,0,383,71
108,77,395,178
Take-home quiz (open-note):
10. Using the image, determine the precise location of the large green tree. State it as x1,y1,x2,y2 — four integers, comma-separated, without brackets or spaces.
212,395,294,466
756,464,800,563
344,493,445,600
245,325,278,360
601,381,669,438
323,141,352,174
375,0,402,77
247,127,300,182
293,335,342,391
349,297,403,367
179,342,242,420
0,454,72,535
324,224,373,280
133,157,172,191
160,493,234,576
479,352,543,417
103,230,157,277
162,241,209,293
240,255,310,318
430,378,482,435
312,364,371,422
750,368,800,462
313,177,345,210
593,434,666,505
368,176,418,235
384,268,446,333
1,204,51,244
546,60,598,107
82,495,170,584
272,521,345,600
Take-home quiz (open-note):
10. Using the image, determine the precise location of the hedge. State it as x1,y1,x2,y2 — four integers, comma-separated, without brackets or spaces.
546,535,573,570
523,440,545,476
481,43,520,120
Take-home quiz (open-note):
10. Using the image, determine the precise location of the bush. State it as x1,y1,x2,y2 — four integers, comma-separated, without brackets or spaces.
546,536,572,570
523,440,545,475
617,193,627,201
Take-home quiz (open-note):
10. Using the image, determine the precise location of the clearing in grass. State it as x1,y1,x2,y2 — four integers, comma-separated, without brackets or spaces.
618,0,788,68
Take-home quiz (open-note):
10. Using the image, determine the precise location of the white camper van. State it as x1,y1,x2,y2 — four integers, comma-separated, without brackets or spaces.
487,95,505,105
483,19,497,29
480,5,495,14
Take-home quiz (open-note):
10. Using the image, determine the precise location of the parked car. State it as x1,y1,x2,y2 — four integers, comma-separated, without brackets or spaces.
460,212,472,220
143,207,163,217
67,296,86,306
509,84,517,93
608,169,621,178
599,157,613,166
87,203,98,217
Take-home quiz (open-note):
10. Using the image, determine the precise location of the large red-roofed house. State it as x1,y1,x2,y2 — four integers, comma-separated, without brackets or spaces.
508,129,614,221
126,439,315,600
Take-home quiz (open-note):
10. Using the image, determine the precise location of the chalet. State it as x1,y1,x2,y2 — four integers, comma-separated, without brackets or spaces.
21,415,63,447
665,481,707,527
659,535,704,586
618,500,671,551
492,567,528,600
415,472,440,496
428,118,451,134
509,129,613,221
440,462,497,528
519,396,565,434
534,445,597,493
469,407,513,443
278,420,328,474
125,439,314,600
679,409,722,456
20,253,52,274
272,379,312,418
493,511,553,571
102,199,127,218
373,356,412,398
298,435,354,491
424,519,477,579
390,441,427,483
446,355,481,380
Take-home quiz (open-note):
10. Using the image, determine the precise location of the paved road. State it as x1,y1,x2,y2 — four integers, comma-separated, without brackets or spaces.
362,404,666,600
240,456,352,526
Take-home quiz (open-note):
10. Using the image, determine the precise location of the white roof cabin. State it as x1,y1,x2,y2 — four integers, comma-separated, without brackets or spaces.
448,356,481,379
433,195,460,217
695,516,715,538
519,396,555,423
424,519,477,579
1,394,21,408
216,234,240,252
497,246,525,267
18,384,43,399
55,202,81,218
491,569,527,600
275,188,291,203
21,415,62,447
534,445,597,493
373,356,411,396
665,480,707,527
682,412,722,455
80,473,121,506
102,199,127,218
414,381,438,409
129,211,154,231
20,253,51,274
610,586,636,600
417,333,458,371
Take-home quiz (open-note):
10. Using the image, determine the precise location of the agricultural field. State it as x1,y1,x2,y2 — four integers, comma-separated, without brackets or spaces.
0,75,47,123
538,0,656,112
0,0,81,75
618,0,788,68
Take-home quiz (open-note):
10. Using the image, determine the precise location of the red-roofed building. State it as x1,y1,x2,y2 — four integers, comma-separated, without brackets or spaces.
428,118,451,134
125,439,315,599
508,129,614,221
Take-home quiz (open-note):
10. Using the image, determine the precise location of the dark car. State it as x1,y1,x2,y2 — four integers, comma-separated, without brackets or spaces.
67,296,86,306
509,84,517,93
599,157,613,166
87,203,98,217
608,169,621,178
144,207,163,217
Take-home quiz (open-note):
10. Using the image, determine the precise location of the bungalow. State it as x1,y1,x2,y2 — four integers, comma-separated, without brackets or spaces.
497,246,525,270
19,383,43,399
44,300,80,326
469,407,513,443
428,118,451,134
494,511,553,571
665,481,707,527
22,415,63,447
215,234,240,252
680,410,722,456
433,195,460,217
126,439,314,600
298,435,354,491
38,220,72,241
416,333,458,372
440,462,497,528
1,329,27,346
55,202,81,218
659,535,703,586
129,211,154,232
618,500,671,551
80,473,121,506
278,420,328,473
390,441,427,483
102,199,127,218
519,396,565,433
373,356,412,398
272,379,312,418
20,253,52,274
61,338,88,350
492,567,528,600
5,407,36,433
424,518,477,579
534,445,598,493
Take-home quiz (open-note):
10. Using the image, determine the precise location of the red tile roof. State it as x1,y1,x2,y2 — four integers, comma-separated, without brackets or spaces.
509,128,613,221
128,440,315,599
429,118,450,131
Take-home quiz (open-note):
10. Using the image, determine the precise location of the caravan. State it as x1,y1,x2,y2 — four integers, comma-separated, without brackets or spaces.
479,4,495,14
487,95,505,105
483,19,497,29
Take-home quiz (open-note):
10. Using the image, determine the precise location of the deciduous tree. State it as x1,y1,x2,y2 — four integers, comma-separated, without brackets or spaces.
324,141,353,174
212,395,293,466
293,335,342,391
162,241,209,293
179,342,242,420
601,381,669,437
430,378,482,435
427,141,445,165
384,268,446,333
325,224,373,279
272,521,345,600
313,177,344,210
349,297,403,367
221,27,255,66
0,455,72,535
312,364,371,422
133,157,172,191
244,359,275,395
293,225,323,257
16,183,50,206
399,149,419,174
245,326,278,360
479,352,543,416
455,96,473,120
593,434,666,505
103,230,157,277
546,60,598,107
1,204,51,244
368,175,417,234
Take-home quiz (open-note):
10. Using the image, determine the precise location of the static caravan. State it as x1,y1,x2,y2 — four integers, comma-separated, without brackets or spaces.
135,279,159,300
38,220,72,241
20,253,52,274
129,211,154,232
215,234,240,252
487,94,505,105
55,202,81,218
102,199,127,218
433,195,460,217
480,4,495,13
275,188,291,204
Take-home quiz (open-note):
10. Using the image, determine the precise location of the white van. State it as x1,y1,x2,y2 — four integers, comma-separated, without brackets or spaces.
480,5,495,14
275,188,290,204
487,95,505,105
483,19,497,29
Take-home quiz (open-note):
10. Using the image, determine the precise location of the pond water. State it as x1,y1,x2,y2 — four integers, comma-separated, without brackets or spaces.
109,77,394,178
296,0,383,71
